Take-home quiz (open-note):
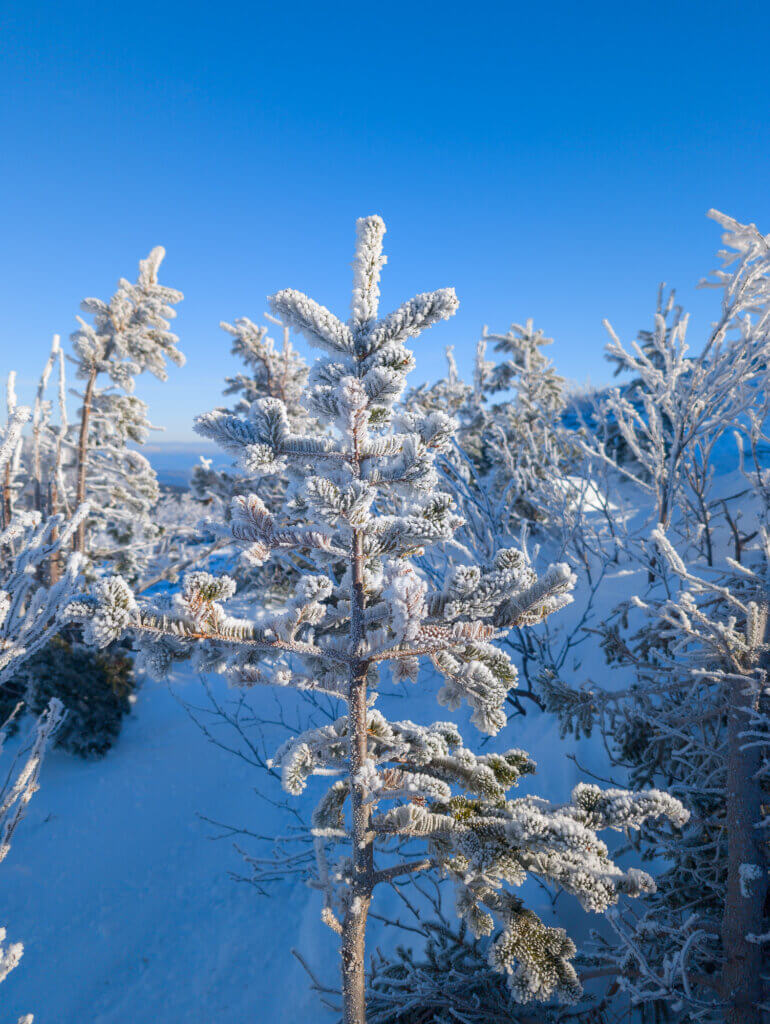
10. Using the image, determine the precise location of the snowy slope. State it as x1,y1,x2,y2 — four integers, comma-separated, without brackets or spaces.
0,672,329,1024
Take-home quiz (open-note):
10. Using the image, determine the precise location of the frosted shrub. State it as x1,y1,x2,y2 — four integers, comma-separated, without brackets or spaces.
543,211,770,1024
0,398,89,1021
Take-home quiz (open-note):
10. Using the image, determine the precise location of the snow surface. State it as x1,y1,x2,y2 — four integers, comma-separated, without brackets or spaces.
0,673,326,1023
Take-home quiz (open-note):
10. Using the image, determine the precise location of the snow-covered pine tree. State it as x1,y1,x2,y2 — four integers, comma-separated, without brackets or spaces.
0,398,88,1022
2,323,154,754
628,531,770,1024
0,406,88,683
581,212,770,545
480,320,567,442
74,217,687,1024
8,336,73,584
190,313,315,603
27,335,59,515
191,313,310,508
69,247,184,574
477,320,575,525
2,375,24,530
221,312,309,424
559,517,770,1024
406,344,476,421
541,210,770,1024
406,316,576,555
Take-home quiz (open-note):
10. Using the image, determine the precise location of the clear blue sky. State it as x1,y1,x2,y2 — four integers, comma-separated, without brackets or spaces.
2,0,768,440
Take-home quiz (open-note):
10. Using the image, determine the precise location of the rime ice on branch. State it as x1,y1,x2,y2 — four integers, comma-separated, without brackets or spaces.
69,247,184,572
190,313,316,603
542,210,770,1024
0,399,88,1022
76,217,687,1023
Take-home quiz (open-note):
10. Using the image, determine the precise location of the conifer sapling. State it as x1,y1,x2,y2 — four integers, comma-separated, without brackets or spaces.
74,217,688,1024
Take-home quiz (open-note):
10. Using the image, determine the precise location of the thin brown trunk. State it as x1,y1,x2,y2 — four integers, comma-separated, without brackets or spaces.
721,620,769,1024
341,888,370,1024
32,414,42,514
2,461,11,528
341,525,374,1024
74,366,97,553
49,480,61,585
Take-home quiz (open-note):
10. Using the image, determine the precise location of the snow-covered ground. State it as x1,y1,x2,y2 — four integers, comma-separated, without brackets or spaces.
0,672,327,1024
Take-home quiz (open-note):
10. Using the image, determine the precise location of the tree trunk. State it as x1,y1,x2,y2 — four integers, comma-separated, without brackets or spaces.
2,461,11,529
341,882,371,1024
48,479,60,585
74,366,97,553
721,623,769,1024
32,407,42,514
341,527,373,1024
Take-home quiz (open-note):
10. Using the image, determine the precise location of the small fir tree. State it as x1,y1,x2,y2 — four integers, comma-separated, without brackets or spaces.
69,246,184,571
74,217,687,1024
190,313,315,603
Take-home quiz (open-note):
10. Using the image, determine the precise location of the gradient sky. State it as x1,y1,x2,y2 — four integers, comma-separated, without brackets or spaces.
2,0,769,439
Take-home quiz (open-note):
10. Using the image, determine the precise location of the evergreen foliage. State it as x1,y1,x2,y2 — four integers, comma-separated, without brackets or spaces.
540,210,770,1024
366,919,531,1024
0,398,88,1021
190,313,315,603
69,247,184,575
73,216,686,1023
4,635,135,759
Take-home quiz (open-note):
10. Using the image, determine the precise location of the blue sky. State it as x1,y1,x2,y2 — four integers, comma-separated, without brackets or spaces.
2,0,769,440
